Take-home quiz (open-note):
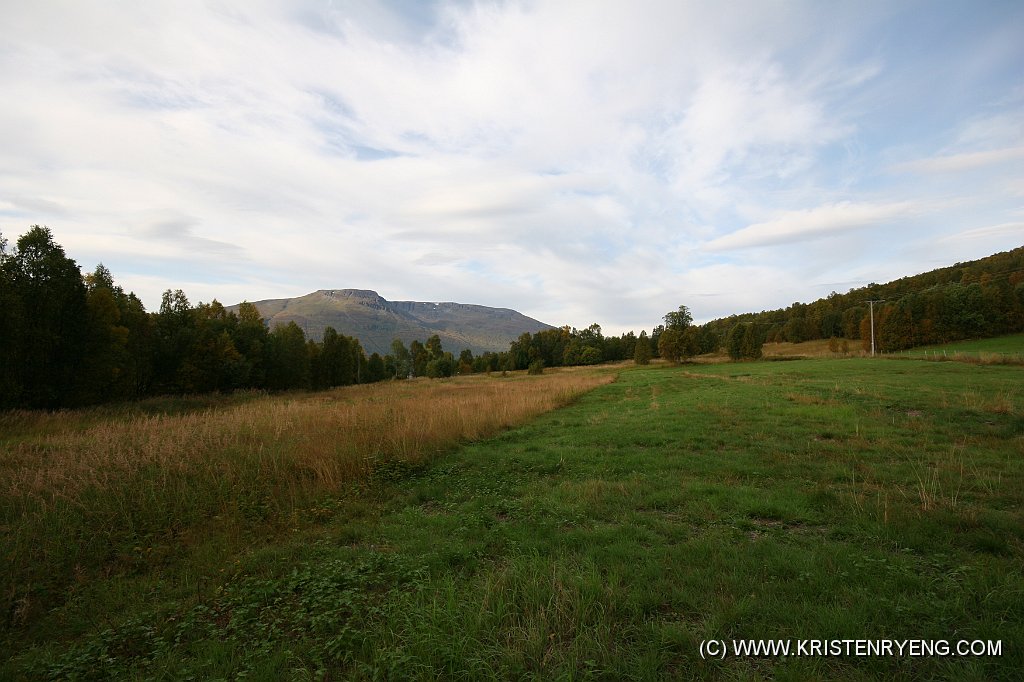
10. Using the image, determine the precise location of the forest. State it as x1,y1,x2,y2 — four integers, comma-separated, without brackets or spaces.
697,247,1024,352
2,225,1022,410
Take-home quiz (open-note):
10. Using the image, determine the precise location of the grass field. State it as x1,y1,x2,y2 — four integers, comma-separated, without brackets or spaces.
1,372,612,639
3,358,1022,679
898,333,1024,361
699,338,856,362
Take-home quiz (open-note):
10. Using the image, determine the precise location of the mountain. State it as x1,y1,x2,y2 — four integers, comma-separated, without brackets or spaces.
229,289,555,355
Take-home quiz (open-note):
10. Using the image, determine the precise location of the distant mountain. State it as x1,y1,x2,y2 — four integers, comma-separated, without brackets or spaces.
229,289,555,355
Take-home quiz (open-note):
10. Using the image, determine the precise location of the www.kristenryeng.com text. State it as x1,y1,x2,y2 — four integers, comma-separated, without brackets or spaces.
699,639,1002,659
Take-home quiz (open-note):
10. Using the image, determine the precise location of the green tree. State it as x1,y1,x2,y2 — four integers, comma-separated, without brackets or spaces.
578,346,602,365
458,348,474,374
740,324,764,360
266,322,310,390
657,328,682,363
320,327,354,387
727,323,763,360
664,305,693,331
0,232,23,406
178,301,248,393
366,352,387,382
390,339,412,378
410,340,427,377
650,325,664,358
79,264,131,402
633,330,652,365
509,332,532,370
726,323,746,360
118,292,155,397
783,316,807,343
233,302,269,388
425,334,444,361
4,226,89,407
153,289,195,393
578,324,605,359
425,352,455,378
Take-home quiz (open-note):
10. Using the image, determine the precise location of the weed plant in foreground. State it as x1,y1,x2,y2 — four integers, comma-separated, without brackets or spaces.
1,371,612,635
5,359,1023,680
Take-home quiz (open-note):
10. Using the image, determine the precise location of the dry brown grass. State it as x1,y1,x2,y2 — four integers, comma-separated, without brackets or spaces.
5,372,613,503
1,371,613,621
761,339,857,358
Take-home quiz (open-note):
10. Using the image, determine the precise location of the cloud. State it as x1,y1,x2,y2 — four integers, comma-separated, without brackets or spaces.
892,146,1024,174
0,1,1022,332
705,201,928,251
148,217,246,256
939,222,1024,243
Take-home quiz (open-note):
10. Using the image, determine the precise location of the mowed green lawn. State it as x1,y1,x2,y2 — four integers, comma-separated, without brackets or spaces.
7,359,1023,680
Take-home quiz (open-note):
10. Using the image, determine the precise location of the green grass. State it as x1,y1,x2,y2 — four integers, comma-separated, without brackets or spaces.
899,332,1024,360
4,359,1022,679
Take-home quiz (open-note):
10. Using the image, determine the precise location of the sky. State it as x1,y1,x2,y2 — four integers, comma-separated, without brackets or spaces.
1,0,1022,334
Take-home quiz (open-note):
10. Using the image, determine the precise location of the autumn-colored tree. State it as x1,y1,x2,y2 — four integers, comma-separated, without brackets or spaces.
657,328,683,363
458,348,474,374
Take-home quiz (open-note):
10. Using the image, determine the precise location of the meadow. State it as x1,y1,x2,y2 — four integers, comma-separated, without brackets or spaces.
896,332,1024,363
1,373,612,635
3,357,1022,679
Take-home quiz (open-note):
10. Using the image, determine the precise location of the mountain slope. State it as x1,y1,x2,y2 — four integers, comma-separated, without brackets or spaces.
229,289,554,355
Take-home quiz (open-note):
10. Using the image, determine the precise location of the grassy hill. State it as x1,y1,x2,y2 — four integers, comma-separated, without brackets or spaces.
229,289,555,355
900,332,1024,358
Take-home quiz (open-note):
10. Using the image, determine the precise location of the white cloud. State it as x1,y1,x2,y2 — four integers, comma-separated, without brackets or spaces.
705,201,929,251
1,0,1022,332
892,146,1024,174
940,222,1024,243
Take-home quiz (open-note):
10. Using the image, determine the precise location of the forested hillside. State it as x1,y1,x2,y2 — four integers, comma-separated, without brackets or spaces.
695,246,1024,352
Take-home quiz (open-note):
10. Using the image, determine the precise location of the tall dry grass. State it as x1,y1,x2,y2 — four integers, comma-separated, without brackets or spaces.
1,372,612,628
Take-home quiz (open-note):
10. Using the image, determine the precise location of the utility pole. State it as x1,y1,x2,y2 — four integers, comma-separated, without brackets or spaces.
865,300,885,357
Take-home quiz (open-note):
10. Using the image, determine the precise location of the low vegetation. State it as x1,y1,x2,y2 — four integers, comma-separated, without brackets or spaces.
895,333,1024,365
4,356,1021,679
1,371,612,633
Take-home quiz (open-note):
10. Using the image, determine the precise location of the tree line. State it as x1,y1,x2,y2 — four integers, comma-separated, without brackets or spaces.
3,225,1020,409
0,226,470,409
0,226,693,410
691,246,1024,353
0,225,666,410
